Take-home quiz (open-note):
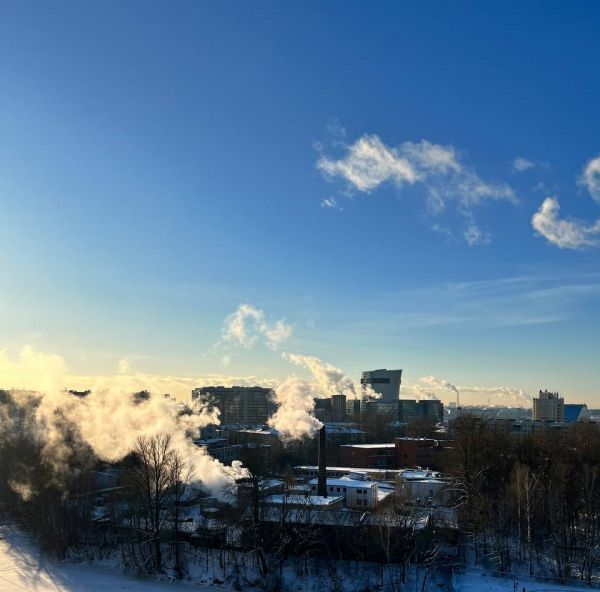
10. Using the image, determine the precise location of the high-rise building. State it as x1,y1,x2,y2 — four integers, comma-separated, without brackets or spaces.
192,386,275,425
398,399,419,423
361,369,402,402
533,390,564,422
346,398,361,420
418,399,444,424
331,394,347,422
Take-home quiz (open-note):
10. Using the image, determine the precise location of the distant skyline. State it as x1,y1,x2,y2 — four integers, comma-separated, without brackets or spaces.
1,2,599,405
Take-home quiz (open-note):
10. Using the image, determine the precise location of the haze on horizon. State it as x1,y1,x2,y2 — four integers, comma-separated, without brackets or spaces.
1,2,599,407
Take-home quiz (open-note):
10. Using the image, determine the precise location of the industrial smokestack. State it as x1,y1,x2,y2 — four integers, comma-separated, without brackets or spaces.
317,425,327,497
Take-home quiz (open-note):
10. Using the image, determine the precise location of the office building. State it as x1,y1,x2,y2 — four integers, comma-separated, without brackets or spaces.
361,369,402,402
346,398,362,420
339,443,397,469
533,390,564,422
418,399,444,423
331,394,347,422
563,403,590,422
192,386,275,425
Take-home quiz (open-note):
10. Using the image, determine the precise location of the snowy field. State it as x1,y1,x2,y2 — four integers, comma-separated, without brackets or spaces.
454,566,596,592
0,527,595,592
0,528,201,591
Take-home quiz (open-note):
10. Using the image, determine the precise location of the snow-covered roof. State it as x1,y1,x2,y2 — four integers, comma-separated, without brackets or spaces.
308,477,377,489
339,443,396,449
263,494,343,507
400,469,444,482
295,465,403,476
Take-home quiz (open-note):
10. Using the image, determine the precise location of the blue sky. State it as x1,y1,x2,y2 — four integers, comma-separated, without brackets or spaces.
0,1,599,404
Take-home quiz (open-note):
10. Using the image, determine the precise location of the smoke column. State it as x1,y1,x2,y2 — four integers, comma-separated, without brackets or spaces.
268,377,323,441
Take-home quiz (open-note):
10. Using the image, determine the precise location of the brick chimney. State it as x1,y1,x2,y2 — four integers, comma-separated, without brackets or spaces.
317,425,327,497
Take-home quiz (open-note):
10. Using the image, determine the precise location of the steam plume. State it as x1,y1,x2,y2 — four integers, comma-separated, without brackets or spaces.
282,353,358,397
0,347,247,497
268,377,323,441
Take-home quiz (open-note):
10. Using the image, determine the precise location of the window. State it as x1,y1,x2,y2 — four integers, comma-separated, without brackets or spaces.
337,487,340,492
356,499,362,506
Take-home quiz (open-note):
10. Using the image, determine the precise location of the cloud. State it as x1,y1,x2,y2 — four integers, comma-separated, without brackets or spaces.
579,155,600,203
223,304,292,350
532,197,600,249
512,157,536,172
531,155,600,249
463,224,491,246
320,197,342,210
316,134,515,244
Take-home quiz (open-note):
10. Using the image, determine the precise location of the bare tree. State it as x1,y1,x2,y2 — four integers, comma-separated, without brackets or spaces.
131,434,174,573
168,449,194,579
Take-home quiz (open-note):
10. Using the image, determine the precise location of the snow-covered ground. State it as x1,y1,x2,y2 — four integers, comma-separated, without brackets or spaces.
0,527,198,591
0,526,595,592
454,566,594,591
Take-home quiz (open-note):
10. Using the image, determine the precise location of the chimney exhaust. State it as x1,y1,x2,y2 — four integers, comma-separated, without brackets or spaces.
317,425,327,497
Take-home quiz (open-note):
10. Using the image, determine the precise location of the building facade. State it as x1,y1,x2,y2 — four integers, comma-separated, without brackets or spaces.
339,443,397,469
361,369,402,402
309,472,378,509
533,390,564,422
394,437,443,468
192,386,275,424
331,394,347,422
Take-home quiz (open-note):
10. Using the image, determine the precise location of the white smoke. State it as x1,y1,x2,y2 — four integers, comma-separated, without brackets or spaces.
457,385,530,407
403,383,439,401
419,373,530,407
0,346,248,497
282,353,357,397
268,377,323,441
421,375,460,399
269,352,373,442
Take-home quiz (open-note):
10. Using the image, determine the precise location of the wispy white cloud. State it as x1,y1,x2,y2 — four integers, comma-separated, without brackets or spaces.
512,156,536,172
511,157,549,172
579,155,600,203
320,196,342,210
531,155,600,249
463,224,491,246
532,197,600,249
328,270,600,336
316,133,515,244
223,304,292,350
